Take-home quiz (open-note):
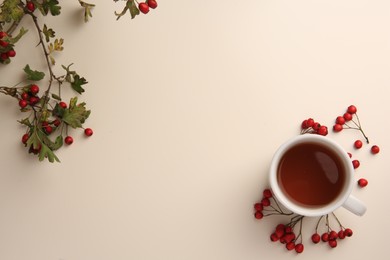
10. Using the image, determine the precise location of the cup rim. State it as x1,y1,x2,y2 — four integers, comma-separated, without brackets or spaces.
269,134,354,217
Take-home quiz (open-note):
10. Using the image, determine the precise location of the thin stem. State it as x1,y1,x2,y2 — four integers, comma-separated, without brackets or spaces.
315,215,324,233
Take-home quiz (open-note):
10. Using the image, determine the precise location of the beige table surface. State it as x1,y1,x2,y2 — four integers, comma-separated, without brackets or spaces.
0,1,389,259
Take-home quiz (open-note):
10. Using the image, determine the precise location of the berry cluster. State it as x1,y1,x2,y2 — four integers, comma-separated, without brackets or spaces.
0,31,17,64
138,0,158,14
332,105,381,188
269,218,305,253
301,118,328,136
311,214,353,249
253,189,293,220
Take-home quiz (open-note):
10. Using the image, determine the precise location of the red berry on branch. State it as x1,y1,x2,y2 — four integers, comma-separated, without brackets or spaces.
270,233,279,242
286,242,295,251
65,136,74,145
1,52,9,60
343,112,353,121
301,119,308,129
26,1,35,12
139,3,150,14
44,126,53,135
347,105,357,114
284,226,293,234
336,116,346,125
321,232,329,242
7,49,16,57
338,230,346,239
333,124,343,132
29,96,40,105
328,240,337,248
19,99,28,108
0,40,9,47
254,211,263,219
344,228,353,237
30,84,39,95
371,145,380,154
261,197,270,207
358,178,368,187
21,133,29,144
53,119,61,127
147,0,158,9
0,31,6,39
263,188,272,198
84,128,93,137
329,230,338,240
254,203,263,211
294,243,304,253
354,140,363,149
352,159,360,169
59,101,67,109
311,233,321,244
317,125,328,136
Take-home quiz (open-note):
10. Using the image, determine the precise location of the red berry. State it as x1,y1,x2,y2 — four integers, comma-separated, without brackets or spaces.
7,49,16,57
343,112,353,121
329,230,338,240
354,140,363,149
21,92,29,100
328,240,337,248
254,202,263,211
0,31,6,39
333,124,343,132
352,159,360,169
306,118,314,128
1,52,9,60
301,119,308,129
84,127,93,137
344,228,353,237
321,232,329,242
284,226,293,234
338,230,346,239
263,188,272,198
59,101,67,109
44,126,53,135
21,133,29,144
286,242,295,251
312,122,320,131
347,105,357,114
317,125,328,136
261,197,270,207
30,84,39,95
358,178,368,187
270,233,279,242
294,243,304,253
26,1,35,12
65,136,74,145
147,0,158,9
19,99,28,108
53,119,61,127
311,233,320,244
29,96,40,105
283,233,296,243
0,40,9,47
371,145,380,154
336,116,346,125
139,2,150,14
254,211,263,219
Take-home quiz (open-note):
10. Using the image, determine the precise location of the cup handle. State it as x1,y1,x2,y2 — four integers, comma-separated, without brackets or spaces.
342,195,367,216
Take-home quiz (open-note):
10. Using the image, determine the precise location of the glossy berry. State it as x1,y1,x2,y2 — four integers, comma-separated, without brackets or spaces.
84,128,93,137
270,233,279,242
59,101,67,109
0,40,9,47
354,140,363,149
352,159,360,169
328,240,337,248
338,230,346,239
371,145,380,154
333,124,343,132
1,52,9,60
26,1,35,12
343,112,353,121
261,198,270,207
311,233,320,244
7,49,16,57
53,119,61,127
44,126,53,135
254,211,263,219
254,203,263,211
263,189,272,198
19,99,28,108
147,0,158,9
347,105,357,114
139,3,150,14
317,125,328,136
30,84,39,95
0,31,6,39
294,243,304,253
21,133,29,144
358,178,368,187
286,242,295,251
329,230,338,240
321,232,329,242
21,92,29,100
284,226,293,234
65,136,74,145
336,116,346,125
344,228,353,237
29,96,39,105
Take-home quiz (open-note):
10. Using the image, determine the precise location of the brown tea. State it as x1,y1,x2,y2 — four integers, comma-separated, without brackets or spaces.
277,142,346,207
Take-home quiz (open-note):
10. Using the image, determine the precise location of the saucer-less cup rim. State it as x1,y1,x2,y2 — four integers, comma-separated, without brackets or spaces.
269,134,361,217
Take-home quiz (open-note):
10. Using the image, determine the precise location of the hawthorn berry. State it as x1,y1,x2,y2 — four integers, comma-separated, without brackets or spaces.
371,145,380,154
19,99,28,108
333,124,343,132
7,49,16,57
261,197,270,207
84,128,93,137
344,228,353,237
29,96,39,105
311,233,320,244
343,112,353,121
270,233,279,242
0,40,9,47
65,136,74,145
354,140,363,149
59,101,67,109
30,84,39,95
53,119,61,127
263,189,272,198
312,122,320,131
294,243,304,253
254,211,263,219
254,202,263,211
347,105,357,114
328,240,337,248
21,133,29,144
335,116,346,125
317,125,328,136
338,230,346,239
0,31,6,39
358,178,368,188
1,52,9,60
329,230,338,240
284,226,293,234
147,0,158,9
21,92,29,100
26,1,35,12
44,126,53,135
352,159,360,169
286,242,295,251
139,2,150,14
321,232,329,242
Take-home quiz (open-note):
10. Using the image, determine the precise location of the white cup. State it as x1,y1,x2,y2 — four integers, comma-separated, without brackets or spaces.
269,134,366,217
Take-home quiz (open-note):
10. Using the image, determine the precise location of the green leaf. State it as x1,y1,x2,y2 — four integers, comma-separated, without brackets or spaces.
51,93,61,101
78,0,95,22
62,97,91,128
24,65,45,81
71,74,87,94
42,24,55,42
115,0,139,20
39,143,60,162
8,27,28,44
0,0,24,23
40,0,61,16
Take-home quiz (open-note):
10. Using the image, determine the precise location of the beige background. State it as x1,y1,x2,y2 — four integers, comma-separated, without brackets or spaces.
0,0,389,259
